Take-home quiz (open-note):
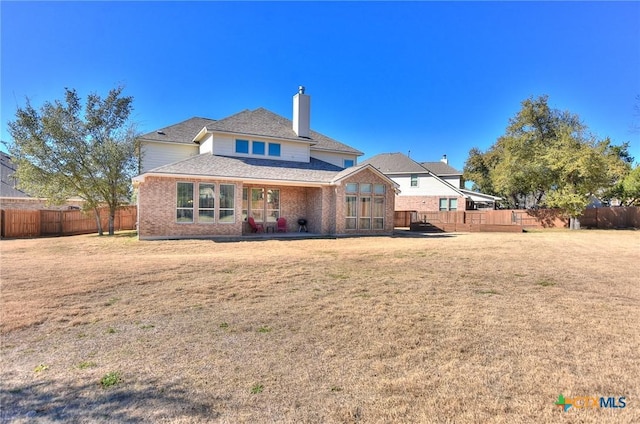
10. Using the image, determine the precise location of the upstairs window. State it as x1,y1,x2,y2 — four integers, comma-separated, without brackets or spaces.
268,143,281,157
344,159,354,168
252,141,265,155
235,139,249,154
411,174,418,187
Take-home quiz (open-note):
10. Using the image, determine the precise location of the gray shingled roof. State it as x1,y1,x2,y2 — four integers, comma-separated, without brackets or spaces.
139,117,216,144
205,108,363,155
360,152,427,173
420,161,462,176
146,154,346,184
1,152,30,198
139,109,363,156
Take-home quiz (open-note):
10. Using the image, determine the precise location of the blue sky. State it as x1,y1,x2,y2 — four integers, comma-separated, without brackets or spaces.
2,1,639,172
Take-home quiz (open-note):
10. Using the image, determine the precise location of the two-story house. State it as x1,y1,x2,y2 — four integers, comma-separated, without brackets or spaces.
361,152,500,213
134,87,398,239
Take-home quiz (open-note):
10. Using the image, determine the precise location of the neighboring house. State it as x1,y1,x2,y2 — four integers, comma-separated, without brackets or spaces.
1,152,84,210
134,87,398,239
361,152,501,212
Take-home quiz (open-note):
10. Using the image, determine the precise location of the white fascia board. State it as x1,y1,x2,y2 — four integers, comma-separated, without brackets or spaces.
310,146,364,156
192,126,209,143
206,130,315,146
132,172,329,188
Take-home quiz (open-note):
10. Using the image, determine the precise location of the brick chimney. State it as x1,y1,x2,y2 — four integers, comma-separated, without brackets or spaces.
293,86,310,138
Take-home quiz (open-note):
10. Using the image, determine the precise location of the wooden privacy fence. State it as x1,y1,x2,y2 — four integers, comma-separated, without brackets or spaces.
396,207,639,232
1,206,137,238
580,207,640,229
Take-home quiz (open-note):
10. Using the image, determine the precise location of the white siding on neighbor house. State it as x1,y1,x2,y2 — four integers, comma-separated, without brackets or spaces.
211,135,311,162
141,142,199,173
441,176,462,188
311,150,358,168
394,174,462,196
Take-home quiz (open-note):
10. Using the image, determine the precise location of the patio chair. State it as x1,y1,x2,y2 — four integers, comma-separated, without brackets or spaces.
276,217,287,232
248,217,264,233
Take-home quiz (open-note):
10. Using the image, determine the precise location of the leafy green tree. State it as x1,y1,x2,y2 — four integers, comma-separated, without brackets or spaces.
615,165,640,205
7,87,139,235
463,95,631,224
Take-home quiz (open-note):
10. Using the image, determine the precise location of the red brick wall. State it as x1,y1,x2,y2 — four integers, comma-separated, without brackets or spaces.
137,171,396,239
395,195,466,212
334,168,396,235
138,176,243,239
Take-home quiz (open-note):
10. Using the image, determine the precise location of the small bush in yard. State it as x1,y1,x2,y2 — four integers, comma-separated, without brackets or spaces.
34,364,49,373
101,371,121,388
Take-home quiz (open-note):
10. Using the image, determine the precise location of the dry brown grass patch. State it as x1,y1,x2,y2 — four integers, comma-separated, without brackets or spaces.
1,230,638,422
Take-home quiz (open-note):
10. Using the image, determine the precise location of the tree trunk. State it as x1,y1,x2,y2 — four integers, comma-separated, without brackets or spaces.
94,207,103,236
109,208,115,236
569,216,581,230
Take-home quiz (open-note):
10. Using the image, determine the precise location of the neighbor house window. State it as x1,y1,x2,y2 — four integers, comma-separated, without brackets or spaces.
449,198,458,211
344,159,354,168
235,139,249,154
268,143,281,157
411,174,418,187
177,182,194,223
439,198,448,211
346,183,358,193
252,141,265,155
198,183,215,223
219,184,235,223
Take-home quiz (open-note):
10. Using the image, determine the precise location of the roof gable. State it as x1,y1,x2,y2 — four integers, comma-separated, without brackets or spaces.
360,152,427,173
331,164,399,188
420,161,462,176
140,117,216,144
205,108,363,156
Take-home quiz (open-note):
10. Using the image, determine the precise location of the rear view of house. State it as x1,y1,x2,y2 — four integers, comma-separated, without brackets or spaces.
134,87,398,239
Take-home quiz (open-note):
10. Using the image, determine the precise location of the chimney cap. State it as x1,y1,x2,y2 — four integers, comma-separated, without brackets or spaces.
298,86,305,94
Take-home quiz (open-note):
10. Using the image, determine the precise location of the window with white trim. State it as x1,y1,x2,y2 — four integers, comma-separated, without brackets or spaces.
268,143,281,157
235,139,249,154
252,141,265,155
439,198,458,211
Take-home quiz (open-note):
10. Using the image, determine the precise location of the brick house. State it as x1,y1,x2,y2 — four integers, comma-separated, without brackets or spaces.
134,87,398,239
361,152,501,213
